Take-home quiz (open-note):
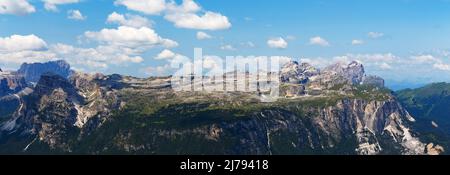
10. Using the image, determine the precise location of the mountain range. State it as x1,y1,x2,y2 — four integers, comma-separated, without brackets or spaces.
0,60,446,155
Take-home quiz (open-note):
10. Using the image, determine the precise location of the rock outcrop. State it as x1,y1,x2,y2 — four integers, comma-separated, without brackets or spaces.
281,61,319,84
322,61,365,85
0,71,27,97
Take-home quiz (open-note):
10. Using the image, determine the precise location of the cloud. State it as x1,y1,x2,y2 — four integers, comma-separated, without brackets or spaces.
433,63,450,71
0,50,55,64
411,55,439,63
309,36,330,46
166,0,200,13
350,53,397,62
378,62,392,70
0,30,177,71
0,34,47,52
267,37,288,49
155,49,176,59
0,34,54,64
196,31,212,40
0,30,176,70
143,64,173,76
165,11,231,30
84,26,178,49
43,0,80,12
115,0,231,30
77,27,177,67
107,12,153,28
368,32,384,39
241,41,255,48
351,39,364,45
220,44,236,51
410,54,449,71
330,53,399,72
114,0,167,15
0,0,35,15
163,0,229,30
50,44,144,68
300,53,399,70
202,55,223,70
68,10,86,20
153,50,192,75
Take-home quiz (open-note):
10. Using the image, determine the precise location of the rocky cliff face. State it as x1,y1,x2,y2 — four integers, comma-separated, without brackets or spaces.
0,60,435,155
74,96,425,155
0,72,122,151
322,61,365,85
281,61,319,84
0,71,27,97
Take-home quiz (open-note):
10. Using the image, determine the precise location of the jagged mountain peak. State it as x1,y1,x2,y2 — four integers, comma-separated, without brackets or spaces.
20,60,70,68
348,60,363,67
0,60,433,155
18,60,73,84
281,61,319,84
322,60,365,85
324,60,364,72
33,73,82,103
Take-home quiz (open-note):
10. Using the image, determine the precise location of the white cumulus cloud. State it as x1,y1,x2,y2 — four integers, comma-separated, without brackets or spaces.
107,12,153,28
434,63,450,71
164,11,231,30
0,0,35,15
0,34,47,52
114,0,167,15
378,62,392,70
196,31,212,40
50,44,144,68
68,10,86,20
43,0,80,12
84,26,178,49
309,36,330,47
411,55,439,63
220,44,236,51
155,49,176,60
352,39,364,45
0,30,179,71
368,32,384,39
267,37,288,49
0,34,54,64
143,64,173,76
115,0,231,30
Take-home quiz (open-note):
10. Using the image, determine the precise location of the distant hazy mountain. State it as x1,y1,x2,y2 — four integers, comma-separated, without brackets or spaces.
386,80,427,91
0,60,442,155
17,60,72,84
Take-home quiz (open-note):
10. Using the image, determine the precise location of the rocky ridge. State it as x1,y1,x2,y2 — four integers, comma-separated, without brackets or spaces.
0,60,440,155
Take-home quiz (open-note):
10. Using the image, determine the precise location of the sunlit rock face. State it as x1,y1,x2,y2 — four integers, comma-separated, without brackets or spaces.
322,61,365,85
0,71,27,97
280,61,319,84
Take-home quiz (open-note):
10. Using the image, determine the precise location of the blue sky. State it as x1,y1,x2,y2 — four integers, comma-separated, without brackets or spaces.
1,0,450,89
